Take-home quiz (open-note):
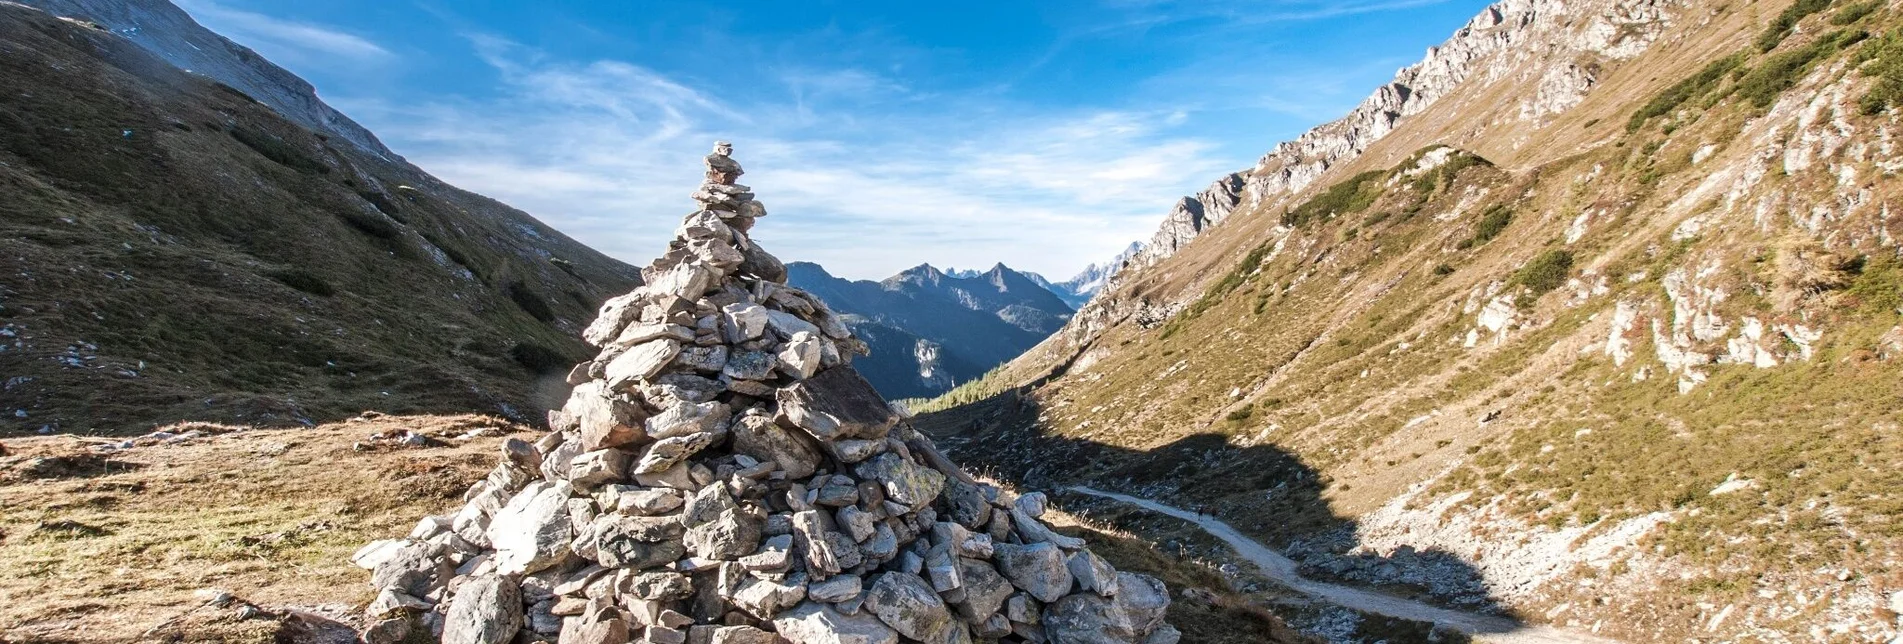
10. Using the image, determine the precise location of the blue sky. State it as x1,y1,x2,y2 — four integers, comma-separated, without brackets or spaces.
175,0,1492,280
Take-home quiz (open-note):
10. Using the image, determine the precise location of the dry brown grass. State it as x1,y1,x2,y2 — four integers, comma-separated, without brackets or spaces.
0,414,524,642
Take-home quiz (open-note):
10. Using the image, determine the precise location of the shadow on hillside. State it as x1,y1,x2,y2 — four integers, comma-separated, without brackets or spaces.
913,386,1524,636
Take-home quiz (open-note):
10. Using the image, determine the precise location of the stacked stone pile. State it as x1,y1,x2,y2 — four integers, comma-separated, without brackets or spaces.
352,142,1179,644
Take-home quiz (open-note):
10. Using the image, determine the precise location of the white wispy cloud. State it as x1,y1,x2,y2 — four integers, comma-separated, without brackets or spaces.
174,0,391,66
342,36,1228,280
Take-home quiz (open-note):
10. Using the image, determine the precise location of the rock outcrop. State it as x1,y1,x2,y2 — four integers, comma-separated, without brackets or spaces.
1125,0,1679,271
354,144,1174,644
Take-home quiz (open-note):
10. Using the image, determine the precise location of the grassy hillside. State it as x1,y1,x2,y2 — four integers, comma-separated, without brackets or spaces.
0,5,640,436
923,1,1903,640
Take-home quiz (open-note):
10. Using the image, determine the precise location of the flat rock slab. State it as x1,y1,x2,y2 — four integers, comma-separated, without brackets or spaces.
775,367,896,442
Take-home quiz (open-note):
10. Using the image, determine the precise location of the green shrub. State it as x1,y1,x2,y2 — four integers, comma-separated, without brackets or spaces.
1513,249,1576,295
1832,0,1880,25
1736,30,1868,108
229,128,328,174
1859,28,1903,114
266,269,335,297
509,342,570,374
506,282,556,323
1627,53,1746,131
1283,170,1386,228
1224,404,1255,423
1473,205,1513,243
337,209,401,241
1432,263,1456,276
1757,0,1832,52
1408,151,1490,194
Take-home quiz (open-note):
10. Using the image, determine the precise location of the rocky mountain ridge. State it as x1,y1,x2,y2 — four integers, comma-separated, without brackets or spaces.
1125,0,1676,273
786,262,1072,400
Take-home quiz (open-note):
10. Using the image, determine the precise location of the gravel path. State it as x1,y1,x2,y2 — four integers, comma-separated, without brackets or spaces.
1068,486,1622,644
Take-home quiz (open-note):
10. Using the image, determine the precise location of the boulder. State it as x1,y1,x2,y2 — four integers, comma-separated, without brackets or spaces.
582,293,643,347
738,240,787,284
487,481,574,576
854,453,945,512
763,309,821,339
681,485,763,560
772,602,898,644
722,304,770,342
950,558,1012,622
778,332,823,379
731,574,808,618
1041,573,1169,644
635,432,720,475
644,373,725,405
993,542,1073,603
441,575,522,644
1066,550,1120,597
776,367,898,441
864,572,953,642
568,449,631,487
807,574,863,603
710,625,778,644
604,340,683,391
371,541,450,598
730,411,821,479
646,401,731,440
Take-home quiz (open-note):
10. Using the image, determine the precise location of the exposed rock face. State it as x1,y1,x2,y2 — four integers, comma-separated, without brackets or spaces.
1124,0,1679,272
357,144,1172,644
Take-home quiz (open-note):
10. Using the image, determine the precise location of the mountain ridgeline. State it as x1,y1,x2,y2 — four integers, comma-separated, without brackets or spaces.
787,262,1074,399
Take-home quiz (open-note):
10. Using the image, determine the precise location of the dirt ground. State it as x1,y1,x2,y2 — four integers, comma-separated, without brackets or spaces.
0,414,521,643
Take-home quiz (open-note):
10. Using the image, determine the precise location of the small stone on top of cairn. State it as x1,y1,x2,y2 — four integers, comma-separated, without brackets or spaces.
351,142,1178,644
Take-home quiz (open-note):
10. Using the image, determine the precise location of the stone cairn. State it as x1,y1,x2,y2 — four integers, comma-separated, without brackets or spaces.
351,142,1179,644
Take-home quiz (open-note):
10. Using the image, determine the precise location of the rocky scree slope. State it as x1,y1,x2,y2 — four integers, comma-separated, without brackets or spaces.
0,3,640,435
938,0,1903,641
787,262,1073,400
351,146,1177,644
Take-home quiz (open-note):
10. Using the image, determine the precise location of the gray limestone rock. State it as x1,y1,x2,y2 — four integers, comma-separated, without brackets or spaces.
372,541,450,598
853,453,945,512
441,575,522,644
776,367,898,442
863,572,952,642
1066,550,1120,597
993,542,1073,603
730,410,821,480
772,602,897,644
487,481,574,576
646,401,732,440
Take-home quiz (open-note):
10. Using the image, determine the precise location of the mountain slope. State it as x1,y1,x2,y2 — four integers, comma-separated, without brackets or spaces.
0,2,640,435
18,0,395,158
926,0,1903,640
786,261,1072,399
